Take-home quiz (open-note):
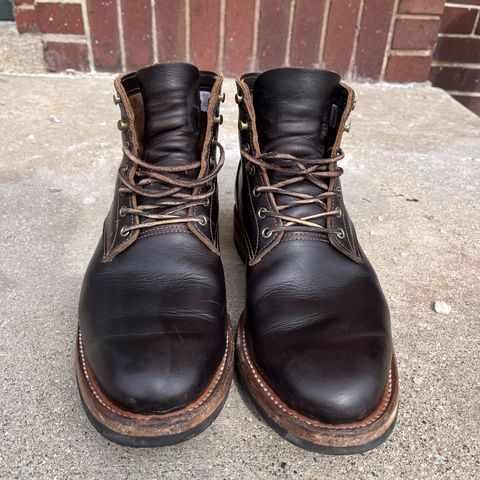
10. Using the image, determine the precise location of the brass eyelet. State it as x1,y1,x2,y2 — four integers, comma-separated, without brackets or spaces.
257,207,268,219
253,187,261,197
113,94,122,105
213,114,223,125
117,120,129,131
336,228,345,239
344,122,351,133
120,226,129,237
198,215,208,226
203,198,210,207
336,208,343,218
238,120,248,131
119,206,127,217
218,92,225,103
235,93,243,104
262,228,273,239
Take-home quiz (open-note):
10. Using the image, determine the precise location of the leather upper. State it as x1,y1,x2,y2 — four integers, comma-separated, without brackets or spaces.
78,63,227,414
235,68,393,424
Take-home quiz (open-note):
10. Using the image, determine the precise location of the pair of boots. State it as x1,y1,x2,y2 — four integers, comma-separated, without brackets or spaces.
76,63,399,454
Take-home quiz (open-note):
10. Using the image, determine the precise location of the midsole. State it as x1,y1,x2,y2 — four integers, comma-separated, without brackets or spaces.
76,319,234,438
236,313,399,447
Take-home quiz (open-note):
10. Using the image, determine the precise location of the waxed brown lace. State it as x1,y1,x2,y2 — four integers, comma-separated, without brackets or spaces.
241,148,345,236
117,140,224,233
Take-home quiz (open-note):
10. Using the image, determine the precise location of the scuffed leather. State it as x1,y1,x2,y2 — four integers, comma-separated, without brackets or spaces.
235,68,393,424
79,233,226,413
79,63,227,414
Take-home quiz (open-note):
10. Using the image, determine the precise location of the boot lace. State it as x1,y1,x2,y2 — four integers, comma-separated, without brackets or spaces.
241,148,345,238
117,140,224,234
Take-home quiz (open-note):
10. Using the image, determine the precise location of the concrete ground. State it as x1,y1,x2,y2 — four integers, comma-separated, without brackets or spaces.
0,22,44,74
0,73,479,480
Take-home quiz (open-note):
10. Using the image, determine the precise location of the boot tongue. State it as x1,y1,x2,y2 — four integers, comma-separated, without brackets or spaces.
137,63,201,168
253,68,340,158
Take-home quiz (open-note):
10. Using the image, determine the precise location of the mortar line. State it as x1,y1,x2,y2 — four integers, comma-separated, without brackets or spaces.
380,0,401,81
79,0,95,73
218,0,226,74
116,0,126,71
251,0,261,71
185,0,191,62
431,60,480,68
472,11,480,36
446,90,480,97
151,0,158,63
348,0,365,80
318,0,331,68
445,1,480,9
284,0,296,67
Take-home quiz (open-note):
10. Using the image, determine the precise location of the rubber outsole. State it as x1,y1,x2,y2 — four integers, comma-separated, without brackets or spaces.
76,320,234,448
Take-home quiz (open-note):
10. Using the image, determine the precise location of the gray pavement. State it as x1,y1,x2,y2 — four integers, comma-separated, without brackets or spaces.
0,74,479,479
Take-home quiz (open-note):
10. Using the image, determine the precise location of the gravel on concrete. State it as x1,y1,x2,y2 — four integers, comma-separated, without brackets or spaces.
0,74,479,479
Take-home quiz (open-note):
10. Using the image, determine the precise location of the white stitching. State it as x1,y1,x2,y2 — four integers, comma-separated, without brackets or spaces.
240,326,393,430
78,328,230,419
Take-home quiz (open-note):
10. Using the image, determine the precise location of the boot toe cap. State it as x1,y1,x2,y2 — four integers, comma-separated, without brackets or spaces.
251,333,391,424
84,331,224,414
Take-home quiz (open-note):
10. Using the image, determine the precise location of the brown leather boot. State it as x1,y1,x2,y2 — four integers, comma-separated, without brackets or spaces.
234,68,399,454
76,63,233,447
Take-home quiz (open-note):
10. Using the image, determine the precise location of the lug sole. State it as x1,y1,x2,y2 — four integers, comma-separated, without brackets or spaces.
236,314,399,454
76,319,234,448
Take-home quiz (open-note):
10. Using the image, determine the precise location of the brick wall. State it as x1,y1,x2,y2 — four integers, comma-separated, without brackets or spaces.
11,0,446,81
429,1,480,115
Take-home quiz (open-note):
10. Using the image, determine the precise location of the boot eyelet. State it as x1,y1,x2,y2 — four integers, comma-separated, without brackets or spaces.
336,209,343,218
262,228,273,239
113,94,122,105
203,198,210,207
253,187,261,197
117,120,129,131
218,92,225,103
198,215,208,226
235,93,243,104
257,207,268,219
213,115,223,125
238,120,249,131
336,228,345,239
248,165,256,176
120,226,129,237
119,206,127,217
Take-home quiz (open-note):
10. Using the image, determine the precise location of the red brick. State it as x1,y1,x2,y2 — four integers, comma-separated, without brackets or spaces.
14,7,38,33
12,0,34,5
223,0,255,75
355,0,395,80
452,95,480,116
434,37,480,63
439,6,478,34
43,42,90,72
190,0,220,71
121,0,152,71
87,0,121,71
257,0,290,70
430,66,480,92
398,0,444,14
392,18,440,50
36,3,84,35
323,0,360,75
290,0,325,68
385,55,432,82
156,0,186,62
